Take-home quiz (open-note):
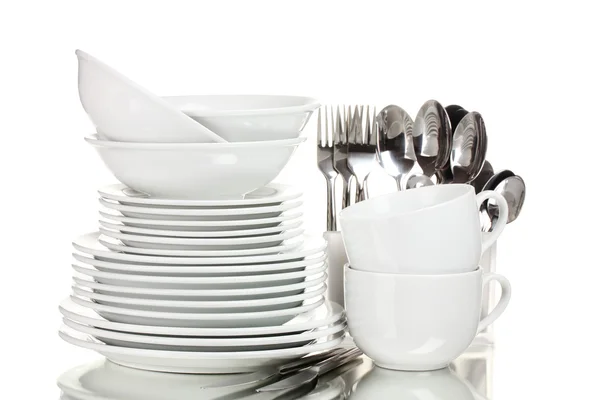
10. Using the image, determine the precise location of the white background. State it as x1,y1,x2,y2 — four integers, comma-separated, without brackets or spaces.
1,0,598,398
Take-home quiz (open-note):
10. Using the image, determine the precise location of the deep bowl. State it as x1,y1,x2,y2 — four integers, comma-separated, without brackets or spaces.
85,134,305,199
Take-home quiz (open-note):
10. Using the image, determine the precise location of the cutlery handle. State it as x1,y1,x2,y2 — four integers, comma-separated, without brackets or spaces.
279,348,345,375
476,191,508,253
341,176,353,209
313,347,363,375
355,179,367,203
326,178,337,231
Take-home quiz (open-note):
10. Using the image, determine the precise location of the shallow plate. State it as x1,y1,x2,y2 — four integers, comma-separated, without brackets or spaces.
71,262,327,289
98,234,304,256
70,295,325,328
63,317,346,351
59,298,345,337
73,232,327,265
72,251,326,276
71,284,326,313
59,326,345,373
98,218,303,238
99,227,304,251
99,183,302,207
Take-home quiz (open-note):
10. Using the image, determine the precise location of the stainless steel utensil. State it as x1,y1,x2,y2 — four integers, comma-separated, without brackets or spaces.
406,174,434,189
317,106,338,231
347,106,377,202
332,106,353,209
375,105,417,190
450,111,488,183
257,348,363,392
437,104,469,183
471,160,494,193
413,100,452,177
482,169,515,193
488,175,526,225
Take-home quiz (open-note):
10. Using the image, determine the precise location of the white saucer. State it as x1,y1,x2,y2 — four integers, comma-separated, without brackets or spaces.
69,295,325,328
59,326,345,373
98,234,305,256
99,183,302,207
59,298,345,337
98,218,303,238
99,209,304,232
72,251,326,276
98,226,305,251
73,232,327,265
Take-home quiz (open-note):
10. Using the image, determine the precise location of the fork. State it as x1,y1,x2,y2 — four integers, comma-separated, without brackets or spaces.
347,105,377,202
332,106,354,209
317,106,338,231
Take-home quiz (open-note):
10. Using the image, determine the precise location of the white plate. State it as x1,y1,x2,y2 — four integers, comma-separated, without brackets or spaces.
72,272,327,301
98,234,304,256
60,326,345,373
99,183,302,207
99,209,304,232
71,284,326,313
98,227,305,250
72,262,327,289
73,232,327,265
100,198,302,221
72,251,326,276
70,295,325,328
98,218,303,238
63,317,346,351
59,298,345,337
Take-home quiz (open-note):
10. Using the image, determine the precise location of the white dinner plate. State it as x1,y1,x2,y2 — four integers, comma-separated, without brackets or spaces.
98,234,304,256
72,251,326,276
71,284,326,313
99,183,302,207
70,295,325,328
98,227,305,250
72,272,328,301
73,232,327,265
71,262,327,289
98,218,303,238
59,298,345,337
59,326,345,373
62,317,346,351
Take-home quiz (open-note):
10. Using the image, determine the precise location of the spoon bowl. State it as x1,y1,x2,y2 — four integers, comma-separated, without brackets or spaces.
488,175,526,224
450,112,488,183
413,100,452,176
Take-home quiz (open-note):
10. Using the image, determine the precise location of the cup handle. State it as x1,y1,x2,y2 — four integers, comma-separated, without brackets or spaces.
476,190,509,253
477,273,512,332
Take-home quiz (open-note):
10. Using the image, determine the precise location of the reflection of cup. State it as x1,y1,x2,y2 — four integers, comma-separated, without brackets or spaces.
349,366,483,400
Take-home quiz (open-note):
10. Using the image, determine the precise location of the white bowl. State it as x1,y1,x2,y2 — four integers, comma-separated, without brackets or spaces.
164,95,320,142
76,50,225,143
85,134,306,199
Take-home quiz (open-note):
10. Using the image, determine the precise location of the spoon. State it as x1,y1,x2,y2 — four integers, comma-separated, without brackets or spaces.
376,105,417,190
487,175,526,225
450,111,488,183
413,100,452,177
406,174,434,189
470,160,494,193
482,169,515,192
436,105,469,183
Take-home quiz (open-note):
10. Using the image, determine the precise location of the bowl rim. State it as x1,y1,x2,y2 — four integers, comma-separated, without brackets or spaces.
162,95,321,117
85,134,307,149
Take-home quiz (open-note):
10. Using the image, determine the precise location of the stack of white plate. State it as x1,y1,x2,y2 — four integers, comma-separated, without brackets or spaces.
60,183,346,373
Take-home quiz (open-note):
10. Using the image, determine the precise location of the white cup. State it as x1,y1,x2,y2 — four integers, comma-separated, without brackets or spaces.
339,184,509,274
344,265,511,371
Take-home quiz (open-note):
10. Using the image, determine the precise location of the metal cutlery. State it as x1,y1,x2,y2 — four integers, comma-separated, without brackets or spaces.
487,174,526,227
471,160,494,193
450,111,488,183
332,106,354,209
413,99,452,177
347,106,378,202
317,106,338,231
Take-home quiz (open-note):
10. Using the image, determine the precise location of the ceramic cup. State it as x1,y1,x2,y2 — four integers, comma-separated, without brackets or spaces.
344,265,511,371
338,184,509,274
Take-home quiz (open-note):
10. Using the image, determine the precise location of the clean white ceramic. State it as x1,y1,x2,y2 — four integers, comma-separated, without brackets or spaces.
59,326,345,373
72,251,326,276
97,234,304,256
99,183,302,207
99,209,303,232
345,265,511,371
76,50,225,143
70,295,325,328
98,226,304,251
71,262,327,290
164,95,320,142
73,232,327,265
63,317,345,351
86,134,306,199
99,198,303,220
59,298,345,337
98,218,303,238
72,272,327,301
323,231,348,308
71,284,326,313
339,184,509,274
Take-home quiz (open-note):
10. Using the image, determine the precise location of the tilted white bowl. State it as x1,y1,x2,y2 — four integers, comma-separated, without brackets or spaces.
85,134,306,199
76,50,225,143
163,95,320,142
